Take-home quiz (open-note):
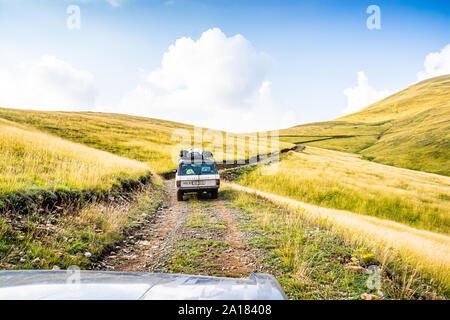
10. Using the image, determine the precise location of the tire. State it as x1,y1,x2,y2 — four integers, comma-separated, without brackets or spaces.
210,189,218,199
177,190,184,201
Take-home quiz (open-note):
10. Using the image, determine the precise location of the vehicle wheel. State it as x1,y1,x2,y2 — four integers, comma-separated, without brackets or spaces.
211,189,218,199
177,190,184,201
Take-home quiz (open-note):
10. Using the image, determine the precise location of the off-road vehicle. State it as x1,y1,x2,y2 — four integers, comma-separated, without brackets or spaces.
173,148,220,201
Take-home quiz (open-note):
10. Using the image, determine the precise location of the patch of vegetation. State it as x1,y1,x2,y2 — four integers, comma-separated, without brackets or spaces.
169,239,228,275
362,155,375,161
279,122,388,154
222,189,447,299
0,184,164,270
235,149,450,234
439,194,450,201
220,165,258,182
0,174,153,216
0,119,150,194
185,199,227,231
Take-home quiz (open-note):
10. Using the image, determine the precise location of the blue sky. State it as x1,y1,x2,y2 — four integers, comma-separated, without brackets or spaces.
0,0,449,132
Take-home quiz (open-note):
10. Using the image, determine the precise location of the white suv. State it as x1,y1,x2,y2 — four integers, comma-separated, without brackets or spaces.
174,149,220,201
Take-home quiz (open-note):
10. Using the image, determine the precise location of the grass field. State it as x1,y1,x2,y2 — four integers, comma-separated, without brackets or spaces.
234,147,450,234
0,184,164,270
279,75,450,176
0,108,292,174
0,119,163,271
0,118,149,195
223,186,449,296
222,188,447,298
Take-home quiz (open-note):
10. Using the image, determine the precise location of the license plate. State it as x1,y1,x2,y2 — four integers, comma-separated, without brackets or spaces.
185,180,207,186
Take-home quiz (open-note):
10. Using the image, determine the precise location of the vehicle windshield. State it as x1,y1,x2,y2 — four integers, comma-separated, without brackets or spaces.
179,163,217,175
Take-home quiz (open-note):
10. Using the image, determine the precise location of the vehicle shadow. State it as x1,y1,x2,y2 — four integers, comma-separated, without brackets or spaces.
183,192,218,202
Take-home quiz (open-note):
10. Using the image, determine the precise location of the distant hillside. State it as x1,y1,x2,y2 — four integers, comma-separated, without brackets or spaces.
0,118,148,195
0,75,447,175
339,75,450,122
0,109,291,174
280,75,450,176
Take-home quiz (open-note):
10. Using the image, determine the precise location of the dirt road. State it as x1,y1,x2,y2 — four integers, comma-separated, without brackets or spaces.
95,180,267,277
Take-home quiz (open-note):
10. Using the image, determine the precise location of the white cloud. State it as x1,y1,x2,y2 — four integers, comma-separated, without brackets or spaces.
341,44,450,115
120,28,298,132
417,44,450,81
342,71,392,115
0,55,96,110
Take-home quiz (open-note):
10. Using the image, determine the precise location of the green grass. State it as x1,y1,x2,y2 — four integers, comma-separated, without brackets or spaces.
339,75,450,122
222,189,447,299
232,149,450,234
0,108,292,174
279,120,390,153
185,198,227,231
169,239,229,274
279,75,450,176
0,185,164,270
0,118,150,195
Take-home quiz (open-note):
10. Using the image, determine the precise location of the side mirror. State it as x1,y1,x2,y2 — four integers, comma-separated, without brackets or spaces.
172,169,177,173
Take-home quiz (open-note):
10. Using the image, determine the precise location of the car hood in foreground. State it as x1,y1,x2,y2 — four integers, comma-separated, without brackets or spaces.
0,271,286,300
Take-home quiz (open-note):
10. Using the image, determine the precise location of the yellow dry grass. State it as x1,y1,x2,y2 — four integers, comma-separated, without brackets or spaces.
236,147,450,234
0,108,292,174
0,119,149,193
224,182,450,287
338,75,450,122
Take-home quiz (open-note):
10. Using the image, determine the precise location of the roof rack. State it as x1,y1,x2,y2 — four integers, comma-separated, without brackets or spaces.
179,148,213,161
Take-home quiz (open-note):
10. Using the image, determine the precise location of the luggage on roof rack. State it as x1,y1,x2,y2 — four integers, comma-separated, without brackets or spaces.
202,150,213,158
179,149,213,161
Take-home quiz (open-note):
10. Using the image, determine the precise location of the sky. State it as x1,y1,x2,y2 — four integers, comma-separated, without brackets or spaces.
0,0,449,132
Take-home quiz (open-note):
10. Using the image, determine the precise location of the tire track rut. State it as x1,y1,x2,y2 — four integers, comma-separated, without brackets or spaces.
95,179,266,277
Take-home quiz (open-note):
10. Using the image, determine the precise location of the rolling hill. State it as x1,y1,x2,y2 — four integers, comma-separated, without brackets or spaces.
0,109,291,174
280,75,450,176
0,118,162,271
0,118,149,195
